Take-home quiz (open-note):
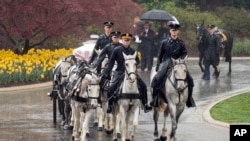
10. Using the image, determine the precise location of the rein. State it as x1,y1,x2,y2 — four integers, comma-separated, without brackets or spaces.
71,83,100,104
118,57,139,100
168,63,188,103
124,58,137,80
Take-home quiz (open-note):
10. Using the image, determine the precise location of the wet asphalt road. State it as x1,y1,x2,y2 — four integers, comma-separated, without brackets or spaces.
0,59,250,141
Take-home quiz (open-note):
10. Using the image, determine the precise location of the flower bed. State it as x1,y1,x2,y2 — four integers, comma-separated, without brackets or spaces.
0,48,73,86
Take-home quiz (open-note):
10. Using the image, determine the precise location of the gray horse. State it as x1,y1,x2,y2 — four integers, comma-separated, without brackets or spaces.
150,56,188,141
50,55,75,127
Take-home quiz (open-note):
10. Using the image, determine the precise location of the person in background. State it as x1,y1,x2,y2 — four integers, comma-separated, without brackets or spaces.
133,16,144,62
139,22,155,72
203,24,221,80
133,16,144,37
150,23,196,108
100,33,152,113
88,21,114,66
155,21,170,57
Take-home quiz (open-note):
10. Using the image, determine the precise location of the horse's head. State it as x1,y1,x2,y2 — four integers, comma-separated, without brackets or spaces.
123,51,137,83
95,49,102,56
84,73,101,108
171,56,188,92
195,22,206,41
60,60,72,84
101,55,109,71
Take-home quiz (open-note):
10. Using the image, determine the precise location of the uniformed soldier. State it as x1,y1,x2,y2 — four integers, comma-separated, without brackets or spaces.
94,31,122,74
88,21,114,65
150,23,196,108
100,33,152,113
203,24,221,80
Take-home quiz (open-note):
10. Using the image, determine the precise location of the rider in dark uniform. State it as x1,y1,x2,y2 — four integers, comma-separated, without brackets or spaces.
101,33,152,113
88,21,113,65
203,24,221,80
150,23,196,108
94,31,122,74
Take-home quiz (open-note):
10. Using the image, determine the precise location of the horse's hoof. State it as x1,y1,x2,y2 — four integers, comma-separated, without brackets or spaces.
113,139,118,141
94,122,98,127
72,136,74,141
86,133,90,137
60,120,65,126
63,125,73,130
125,139,130,141
97,127,103,131
154,132,158,137
160,136,167,141
105,129,113,135
117,133,121,138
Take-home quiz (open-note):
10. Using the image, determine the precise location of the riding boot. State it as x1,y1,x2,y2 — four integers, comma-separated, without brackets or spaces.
137,77,152,113
214,65,220,79
141,93,152,113
186,86,196,108
150,88,159,107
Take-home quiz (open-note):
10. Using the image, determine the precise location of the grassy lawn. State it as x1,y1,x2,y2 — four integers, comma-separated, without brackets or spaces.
210,92,250,123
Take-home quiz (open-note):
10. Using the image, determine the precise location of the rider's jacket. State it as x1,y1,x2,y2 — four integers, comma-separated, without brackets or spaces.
207,34,221,54
88,34,112,65
95,42,122,73
157,37,187,66
203,33,221,66
102,45,139,77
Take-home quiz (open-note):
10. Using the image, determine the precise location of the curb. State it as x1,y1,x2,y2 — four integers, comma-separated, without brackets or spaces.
0,81,52,92
202,89,250,128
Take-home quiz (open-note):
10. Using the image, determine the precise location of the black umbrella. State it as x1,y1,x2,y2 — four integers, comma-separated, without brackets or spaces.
140,10,174,22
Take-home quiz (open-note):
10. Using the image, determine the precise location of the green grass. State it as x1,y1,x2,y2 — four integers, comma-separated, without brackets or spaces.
233,39,250,55
210,92,250,123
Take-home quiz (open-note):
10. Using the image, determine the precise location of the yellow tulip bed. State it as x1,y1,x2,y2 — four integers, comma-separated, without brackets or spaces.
0,48,74,86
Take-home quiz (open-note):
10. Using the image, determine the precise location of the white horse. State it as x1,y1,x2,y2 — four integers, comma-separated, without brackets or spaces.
114,52,141,141
99,57,120,136
70,71,100,141
51,56,74,127
93,51,119,134
94,54,109,131
150,56,188,141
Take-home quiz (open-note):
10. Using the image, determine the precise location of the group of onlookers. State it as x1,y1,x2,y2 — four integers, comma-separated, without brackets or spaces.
133,16,170,72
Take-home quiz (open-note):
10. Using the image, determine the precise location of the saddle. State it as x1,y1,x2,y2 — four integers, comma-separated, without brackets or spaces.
215,30,227,44
156,65,189,105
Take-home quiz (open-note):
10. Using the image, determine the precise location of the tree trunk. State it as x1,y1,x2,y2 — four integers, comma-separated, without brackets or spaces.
22,39,30,55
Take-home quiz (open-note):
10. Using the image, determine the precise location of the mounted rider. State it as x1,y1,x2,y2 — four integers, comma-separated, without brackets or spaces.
94,31,122,75
100,33,152,113
88,21,114,66
150,23,196,108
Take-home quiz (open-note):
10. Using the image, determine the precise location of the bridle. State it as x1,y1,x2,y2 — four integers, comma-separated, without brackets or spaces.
124,58,137,81
71,72,100,106
196,24,207,44
168,62,188,92
85,83,100,100
60,60,72,77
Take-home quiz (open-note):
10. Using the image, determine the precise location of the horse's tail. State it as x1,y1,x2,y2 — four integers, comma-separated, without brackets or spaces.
222,30,233,62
